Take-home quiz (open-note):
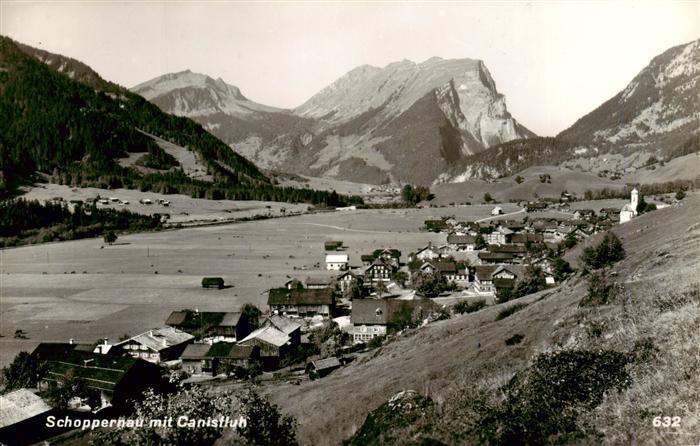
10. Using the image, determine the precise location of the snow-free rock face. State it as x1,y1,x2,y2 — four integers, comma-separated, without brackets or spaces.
132,59,533,185
447,39,700,183
297,57,533,153
132,70,281,116
558,39,700,157
131,71,317,169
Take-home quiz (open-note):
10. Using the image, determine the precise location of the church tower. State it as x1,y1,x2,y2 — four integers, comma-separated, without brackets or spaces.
631,188,639,212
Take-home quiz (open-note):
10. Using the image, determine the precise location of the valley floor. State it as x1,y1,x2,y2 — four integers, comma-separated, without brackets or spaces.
1,201,520,366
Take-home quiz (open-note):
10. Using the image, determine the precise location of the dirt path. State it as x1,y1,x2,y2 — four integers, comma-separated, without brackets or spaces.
295,222,396,234
475,208,525,223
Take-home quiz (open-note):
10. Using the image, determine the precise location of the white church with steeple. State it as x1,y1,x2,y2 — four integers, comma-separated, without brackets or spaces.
619,188,638,223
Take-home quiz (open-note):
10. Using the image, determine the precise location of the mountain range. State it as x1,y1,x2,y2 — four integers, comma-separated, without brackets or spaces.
132,57,534,185
133,39,699,185
1,35,697,197
0,36,359,206
449,39,700,181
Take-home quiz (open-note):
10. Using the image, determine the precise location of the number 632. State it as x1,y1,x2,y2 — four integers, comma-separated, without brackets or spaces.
652,416,681,427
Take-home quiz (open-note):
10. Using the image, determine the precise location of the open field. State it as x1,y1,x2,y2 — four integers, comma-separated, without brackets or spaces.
20,183,309,224
0,203,515,366
432,165,625,205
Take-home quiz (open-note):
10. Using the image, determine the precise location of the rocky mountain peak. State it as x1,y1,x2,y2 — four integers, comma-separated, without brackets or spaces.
131,70,280,117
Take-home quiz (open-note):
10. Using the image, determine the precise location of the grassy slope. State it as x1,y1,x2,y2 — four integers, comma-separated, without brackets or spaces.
432,165,623,204
268,194,700,445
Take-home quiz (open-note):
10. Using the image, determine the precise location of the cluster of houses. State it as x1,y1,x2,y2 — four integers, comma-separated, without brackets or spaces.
262,202,627,346
3,307,307,431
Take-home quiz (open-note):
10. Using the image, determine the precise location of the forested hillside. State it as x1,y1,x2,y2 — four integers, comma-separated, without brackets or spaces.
0,37,361,207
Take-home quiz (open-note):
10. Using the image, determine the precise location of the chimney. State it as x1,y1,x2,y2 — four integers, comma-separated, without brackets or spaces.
162,338,168,347
149,330,154,337
103,338,109,345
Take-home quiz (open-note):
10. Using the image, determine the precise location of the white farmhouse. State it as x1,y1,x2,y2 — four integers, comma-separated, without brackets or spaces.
619,188,638,224
491,206,503,216
325,253,349,271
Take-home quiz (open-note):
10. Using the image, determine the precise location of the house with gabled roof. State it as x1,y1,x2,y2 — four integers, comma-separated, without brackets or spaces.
238,325,297,370
305,276,335,290
165,310,252,342
511,233,544,244
112,326,194,364
473,265,519,293
446,233,477,251
263,315,302,346
411,260,469,287
324,241,344,251
364,258,394,286
409,242,441,261
526,201,548,212
181,343,260,376
478,252,516,264
268,287,335,318
487,244,527,262
326,253,349,271
336,270,363,293
485,227,513,245
308,357,342,378
362,249,401,268
499,220,526,232
31,344,162,411
351,298,436,344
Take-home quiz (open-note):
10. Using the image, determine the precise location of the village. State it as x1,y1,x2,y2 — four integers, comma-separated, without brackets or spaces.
0,188,663,444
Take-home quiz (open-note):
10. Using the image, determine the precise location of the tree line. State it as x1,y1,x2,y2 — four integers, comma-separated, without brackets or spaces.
0,36,363,209
0,198,162,246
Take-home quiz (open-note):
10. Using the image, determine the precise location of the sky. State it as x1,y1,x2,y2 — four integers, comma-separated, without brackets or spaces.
1,1,698,136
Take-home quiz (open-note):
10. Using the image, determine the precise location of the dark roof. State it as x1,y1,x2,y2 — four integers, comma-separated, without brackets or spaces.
493,278,516,289
421,261,457,273
488,244,527,254
324,241,343,250
165,310,240,329
361,254,374,262
43,351,145,392
207,343,256,359
31,342,87,361
500,220,526,230
372,248,401,259
478,252,515,261
181,343,257,360
305,276,334,286
181,343,211,360
474,265,499,281
268,288,334,306
368,258,393,269
351,299,390,325
446,234,476,244
311,357,341,371
532,220,559,230
511,233,544,244
351,299,435,326
337,270,358,280
165,311,188,326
